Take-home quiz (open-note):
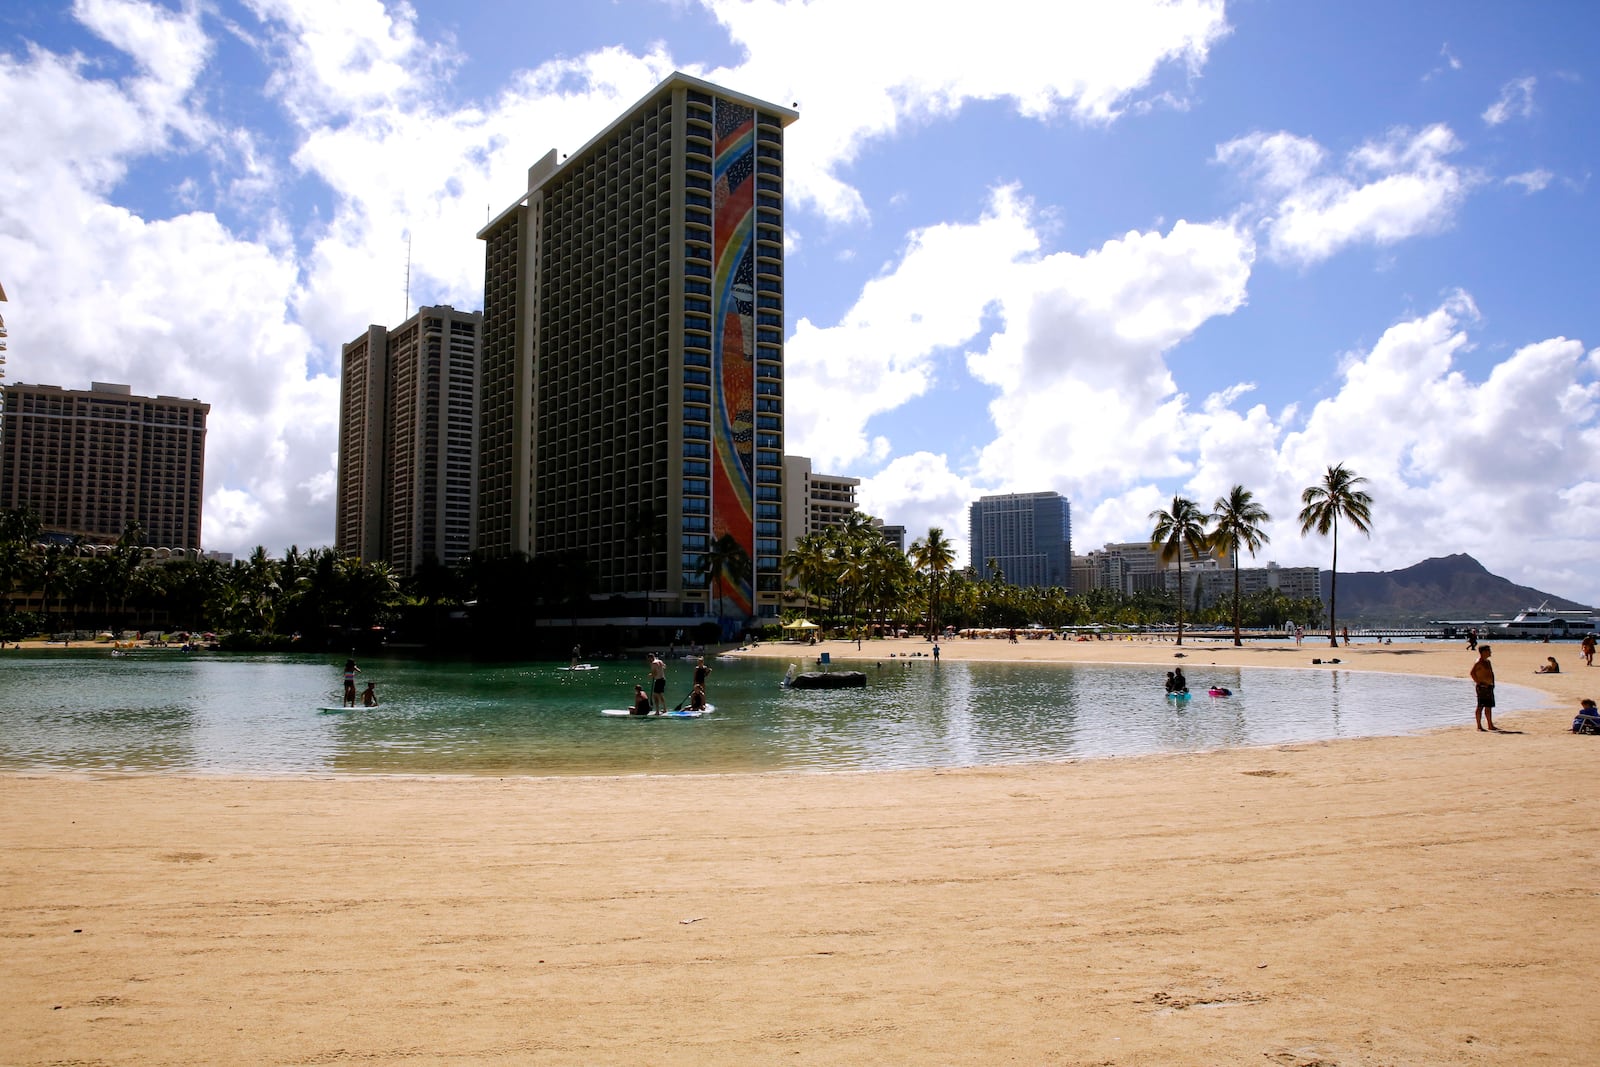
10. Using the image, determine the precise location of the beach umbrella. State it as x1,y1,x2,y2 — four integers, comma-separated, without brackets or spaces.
782,619,818,630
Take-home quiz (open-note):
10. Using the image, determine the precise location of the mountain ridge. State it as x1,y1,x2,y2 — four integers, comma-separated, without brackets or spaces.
1323,553,1590,625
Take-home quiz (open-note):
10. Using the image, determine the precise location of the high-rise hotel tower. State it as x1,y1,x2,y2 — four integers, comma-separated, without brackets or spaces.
969,491,1073,591
0,381,208,549
336,305,482,573
478,73,796,623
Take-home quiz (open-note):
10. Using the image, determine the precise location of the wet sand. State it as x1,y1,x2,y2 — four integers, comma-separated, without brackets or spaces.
3,639,1597,1064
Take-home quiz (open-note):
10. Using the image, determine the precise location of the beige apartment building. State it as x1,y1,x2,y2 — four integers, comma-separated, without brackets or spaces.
336,305,481,572
0,381,208,549
781,455,860,554
476,72,797,625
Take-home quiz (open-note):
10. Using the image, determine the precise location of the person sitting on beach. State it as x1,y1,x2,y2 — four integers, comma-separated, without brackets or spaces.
631,685,652,716
361,682,378,707
1537,656,1560,675
1573,698,1599,735
689,684,707,711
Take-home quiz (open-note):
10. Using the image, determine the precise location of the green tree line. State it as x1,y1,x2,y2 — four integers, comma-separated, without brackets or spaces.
1,465,1368,649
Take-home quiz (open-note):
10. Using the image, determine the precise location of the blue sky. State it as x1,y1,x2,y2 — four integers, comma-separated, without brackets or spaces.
2,0,1597,604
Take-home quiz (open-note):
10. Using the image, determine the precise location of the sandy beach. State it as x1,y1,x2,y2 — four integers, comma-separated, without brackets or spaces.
3,638,1597,1064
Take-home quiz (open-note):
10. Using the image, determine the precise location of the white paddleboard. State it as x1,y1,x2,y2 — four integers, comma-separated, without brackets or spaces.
558,663,599,672
601,705,714,718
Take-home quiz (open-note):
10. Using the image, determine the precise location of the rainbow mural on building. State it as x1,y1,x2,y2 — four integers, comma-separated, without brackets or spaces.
709,98,757,617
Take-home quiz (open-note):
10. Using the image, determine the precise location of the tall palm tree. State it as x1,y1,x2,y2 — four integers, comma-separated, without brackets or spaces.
1148,495,1209,646
908,527,956,638
703,533,751,625
861,537,911,638
1209,485,1272,647
1298,463,1374,648
782,533,831,617
0,507,41,620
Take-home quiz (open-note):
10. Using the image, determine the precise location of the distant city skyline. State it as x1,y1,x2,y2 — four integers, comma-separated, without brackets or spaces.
1,1,1595,604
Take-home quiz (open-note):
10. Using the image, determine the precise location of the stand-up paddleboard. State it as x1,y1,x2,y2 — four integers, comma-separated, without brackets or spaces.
317,706,354,713
601,705,714,718
558,663,599,672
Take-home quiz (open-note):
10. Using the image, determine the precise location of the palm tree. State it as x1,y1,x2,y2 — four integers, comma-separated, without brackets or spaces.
1209,485,1272,647
1148,495,1209,646
1298,463,1374,648
0,507,41,620
782,533,831,617
861,537,911,638
908,527,956,638
703,533,751,625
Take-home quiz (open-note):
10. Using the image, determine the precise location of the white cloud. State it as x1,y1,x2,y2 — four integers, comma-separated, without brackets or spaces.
1425,42,1462,80
857,452,980,565
73,0,212,138
784,185,1040,470
806,191,1256,567
967,219,1255,498
1218,124,1472,264
698,0,1231,222
1504,168,1553,194
1272,298,1599,591
1483,75,1536,126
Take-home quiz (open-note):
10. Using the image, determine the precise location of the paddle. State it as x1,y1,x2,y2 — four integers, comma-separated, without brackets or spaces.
672,690,695,711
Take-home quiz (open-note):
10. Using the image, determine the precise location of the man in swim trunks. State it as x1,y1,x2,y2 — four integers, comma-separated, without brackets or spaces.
1471,644,1496,732
648,653,667,713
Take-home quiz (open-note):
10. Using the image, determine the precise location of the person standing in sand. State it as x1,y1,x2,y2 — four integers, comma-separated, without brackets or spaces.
1471,645,1497,732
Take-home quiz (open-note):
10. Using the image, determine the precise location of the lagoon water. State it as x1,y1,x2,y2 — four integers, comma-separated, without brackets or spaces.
0,650,1529,777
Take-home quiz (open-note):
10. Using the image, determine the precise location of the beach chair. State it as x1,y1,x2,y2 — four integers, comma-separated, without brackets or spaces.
1572,713,1600,735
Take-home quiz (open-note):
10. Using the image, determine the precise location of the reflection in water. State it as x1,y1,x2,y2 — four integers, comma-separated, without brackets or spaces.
0,650,1521,776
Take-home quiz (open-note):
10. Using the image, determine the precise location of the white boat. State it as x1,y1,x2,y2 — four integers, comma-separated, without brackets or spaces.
1492,604,1598,639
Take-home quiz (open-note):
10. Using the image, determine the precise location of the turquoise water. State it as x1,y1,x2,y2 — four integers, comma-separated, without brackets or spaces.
0,651,1530,776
